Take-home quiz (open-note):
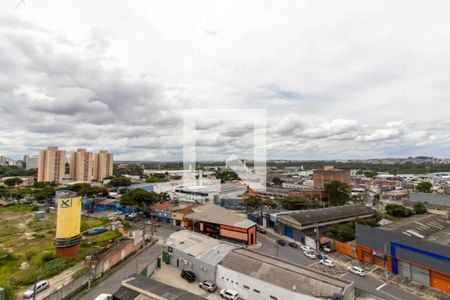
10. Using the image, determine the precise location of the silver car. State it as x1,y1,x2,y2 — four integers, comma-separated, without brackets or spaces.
23,280,49,298
199,280,216,292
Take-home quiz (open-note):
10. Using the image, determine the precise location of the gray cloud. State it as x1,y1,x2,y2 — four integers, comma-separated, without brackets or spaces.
1,1,450,160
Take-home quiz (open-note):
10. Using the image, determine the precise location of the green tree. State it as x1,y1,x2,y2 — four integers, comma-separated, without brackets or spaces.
4,177,23,187
120,188,158,208
78,186,109,198
262,199,278,209
413,202,427,214
415,182,432,193
272,177,283,186
33,181,56,188
156,192,171,202
243,196,263,209
385,203,412,218
108,176,132,188
280,195,314,210
324,181,350,206
214,170,239,183
67,183,91,193
33,187,56,201
113,164,144,177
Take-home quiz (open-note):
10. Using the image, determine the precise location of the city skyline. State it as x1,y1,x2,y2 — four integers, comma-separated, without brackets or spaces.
1,1,450,161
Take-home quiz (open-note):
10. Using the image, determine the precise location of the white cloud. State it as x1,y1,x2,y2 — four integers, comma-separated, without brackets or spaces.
1,1,450,160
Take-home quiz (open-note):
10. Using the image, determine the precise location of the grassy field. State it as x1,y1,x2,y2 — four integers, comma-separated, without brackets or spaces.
0,205,121,297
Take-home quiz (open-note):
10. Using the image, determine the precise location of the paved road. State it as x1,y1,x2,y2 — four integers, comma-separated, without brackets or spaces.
77,225,175,300
255,231,427,300
344,273,424,300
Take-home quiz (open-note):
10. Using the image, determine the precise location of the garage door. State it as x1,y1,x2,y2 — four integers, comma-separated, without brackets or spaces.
284,226,293,238
411,264,430,287
398,260,411,279
430,270,450,293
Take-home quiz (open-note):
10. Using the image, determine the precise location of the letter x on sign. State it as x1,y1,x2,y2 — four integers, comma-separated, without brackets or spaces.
60,199,72,208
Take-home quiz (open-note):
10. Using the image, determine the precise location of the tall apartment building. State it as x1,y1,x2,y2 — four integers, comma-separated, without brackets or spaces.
37,147,66,183
93,150,113,181
313,165,351,189
69,149,95,181
24,154,39,169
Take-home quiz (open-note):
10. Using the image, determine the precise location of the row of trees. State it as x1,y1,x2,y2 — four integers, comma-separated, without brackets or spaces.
243,195,317,211
120,189,170,208
385,202,427,218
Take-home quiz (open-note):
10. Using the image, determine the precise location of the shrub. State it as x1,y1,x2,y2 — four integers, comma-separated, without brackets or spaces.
41,252,55,262
413,202,427,214
31,205,39,211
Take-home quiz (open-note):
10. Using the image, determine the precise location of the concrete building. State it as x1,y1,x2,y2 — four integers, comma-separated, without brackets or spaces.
24,154,38,170
217,249,355,300
164,231,237,283
276,205,376,245
93,150,113,181
356,214,450,293
184,204,257,245
37,146,66,183
174,182,247,204
170,204,197,226
69,149,95,182
313,166,351,189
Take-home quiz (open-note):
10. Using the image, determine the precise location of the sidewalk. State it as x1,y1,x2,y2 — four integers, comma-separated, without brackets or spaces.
16,261,86,300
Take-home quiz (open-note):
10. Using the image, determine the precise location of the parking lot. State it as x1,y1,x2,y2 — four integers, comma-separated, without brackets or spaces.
152,262,222,299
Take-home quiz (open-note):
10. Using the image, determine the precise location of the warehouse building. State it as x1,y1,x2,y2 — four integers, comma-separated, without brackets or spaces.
217,249,355,300
355,214,450,293
164,231,237,283
184,204,257,245
276,205,376,245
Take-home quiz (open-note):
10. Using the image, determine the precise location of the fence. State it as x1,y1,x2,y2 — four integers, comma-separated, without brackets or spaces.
42,237,143,300
42,273,90,300
333,240,357,258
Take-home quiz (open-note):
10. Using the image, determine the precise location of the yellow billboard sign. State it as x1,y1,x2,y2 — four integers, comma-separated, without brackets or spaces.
56,196,81,239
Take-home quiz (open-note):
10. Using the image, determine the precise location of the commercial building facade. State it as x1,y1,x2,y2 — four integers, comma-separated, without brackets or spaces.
355,214,450,293
164,231,236,283
184,204,257,245
276,205,376,244
217,249,355,300
38,146,66,183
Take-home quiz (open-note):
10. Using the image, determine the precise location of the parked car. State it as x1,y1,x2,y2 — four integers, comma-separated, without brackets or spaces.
199,281,216,292
300,245,311,252
303,250,316,259
256,226,267,234
316,253,327,260
94,294,112,300
288,242,299,248
277,239,286,246
347,265,366,276
84,226,106,236
320,259,335,268
125,213,139,221
23,280,49,298
220,288,239,300
181,270,196,282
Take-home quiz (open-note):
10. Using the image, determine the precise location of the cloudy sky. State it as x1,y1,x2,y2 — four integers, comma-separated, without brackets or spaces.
1,0,450,161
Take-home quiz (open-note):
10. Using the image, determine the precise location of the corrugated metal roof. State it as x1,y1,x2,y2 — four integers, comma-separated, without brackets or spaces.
220,249,352,298
184,204,256,229
166,231,237,266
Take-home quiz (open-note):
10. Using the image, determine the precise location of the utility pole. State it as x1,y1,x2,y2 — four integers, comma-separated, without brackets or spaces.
32,274,37,300
384,243,389,282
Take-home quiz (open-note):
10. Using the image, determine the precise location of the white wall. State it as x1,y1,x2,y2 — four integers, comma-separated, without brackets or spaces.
216,265,317,300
